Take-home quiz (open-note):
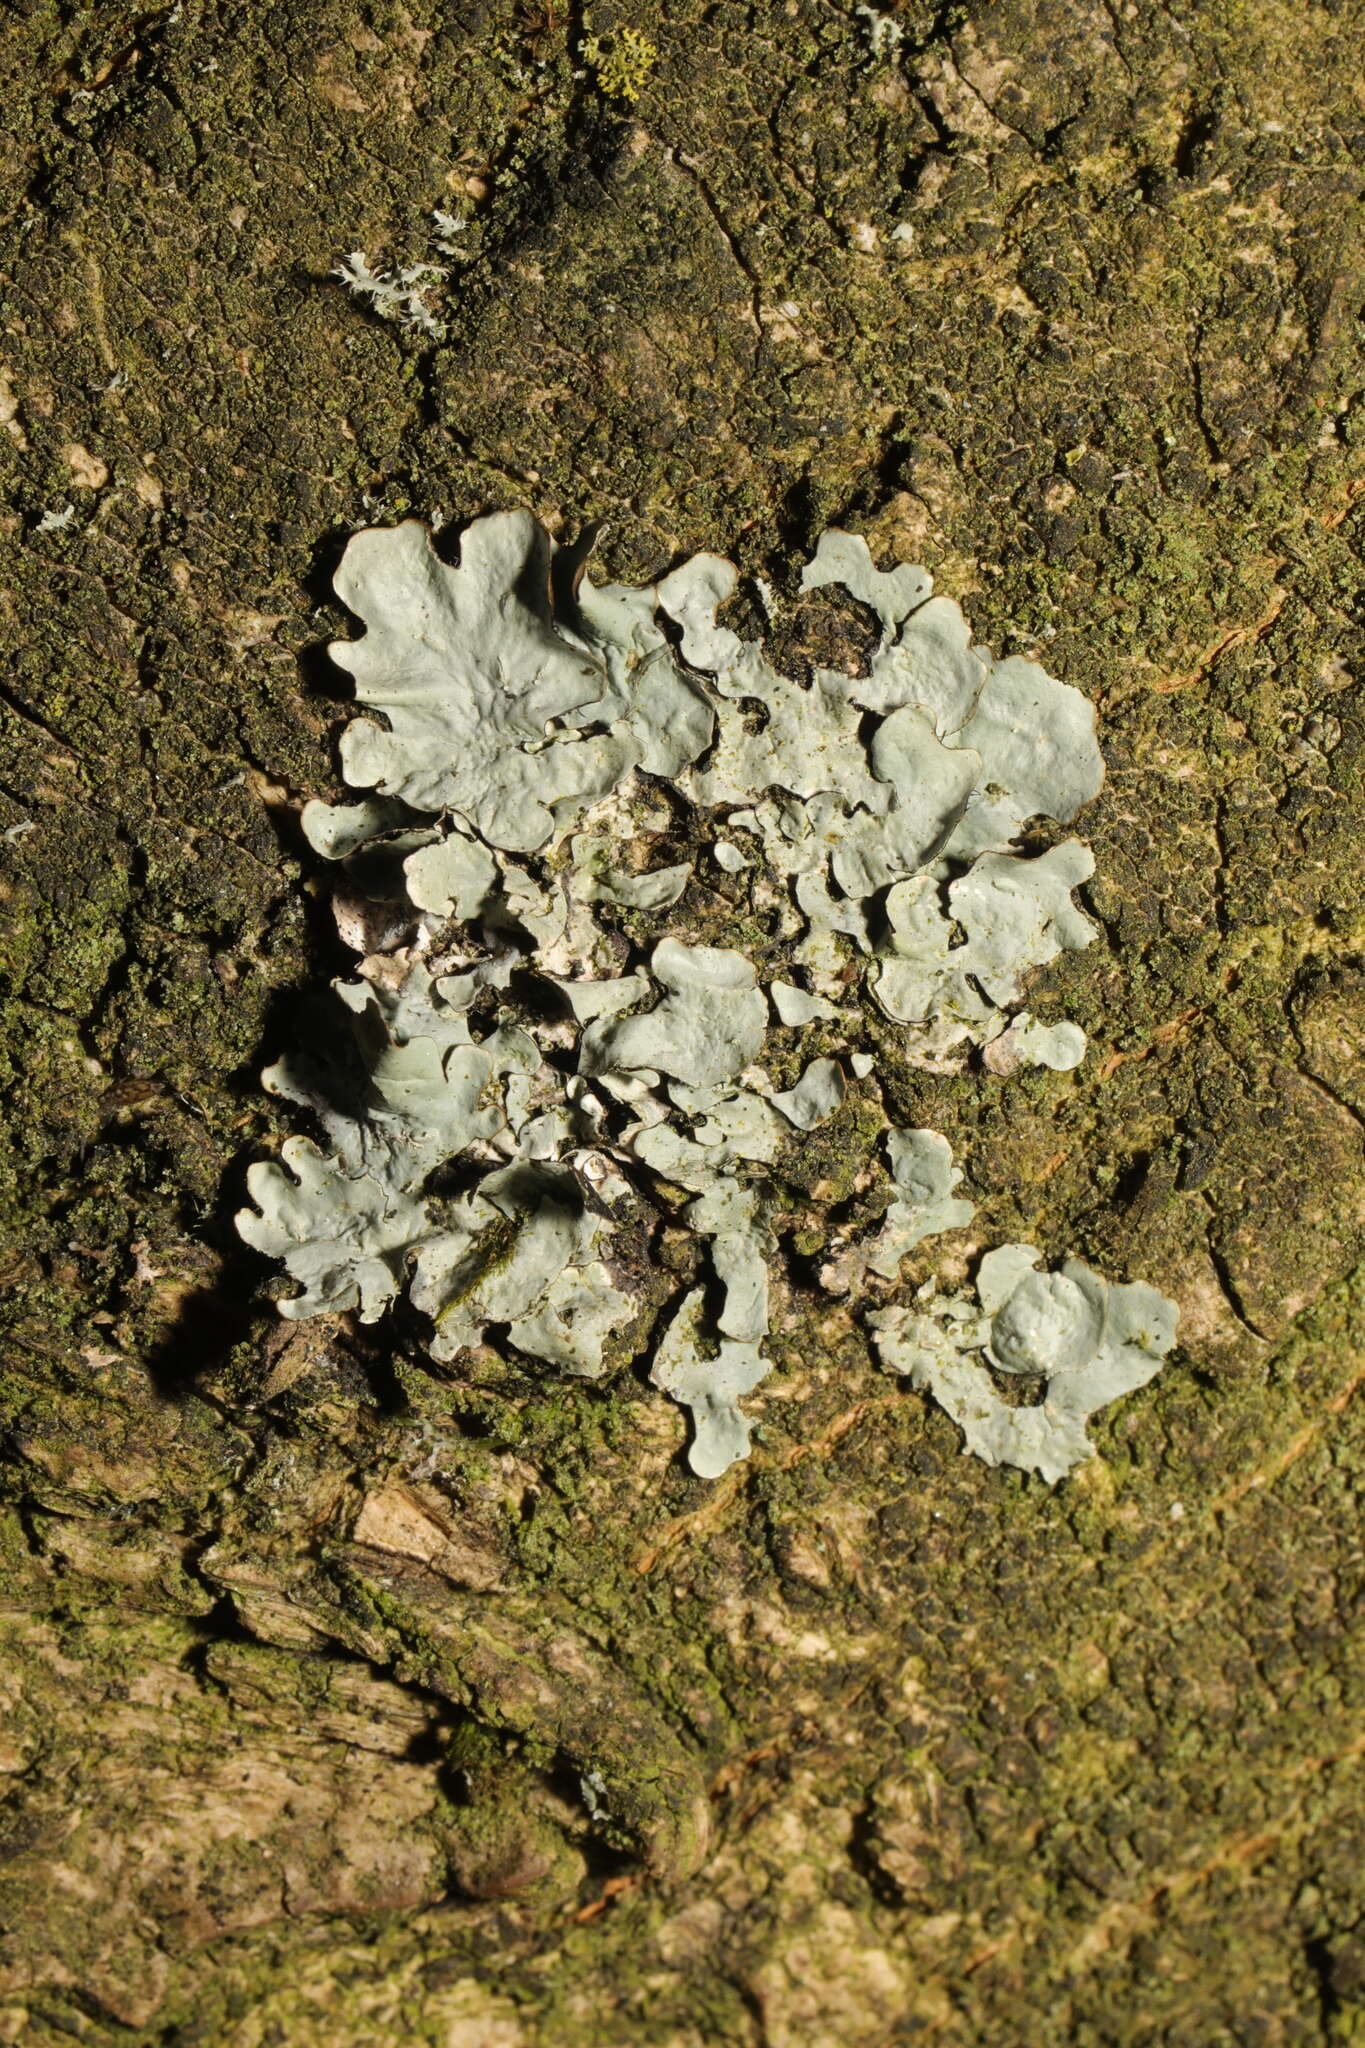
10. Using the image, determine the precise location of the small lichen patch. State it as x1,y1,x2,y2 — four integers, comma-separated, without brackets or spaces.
582,27,658,103
821,1129,976,1295
333,215,465,339
871,1248,1180,1483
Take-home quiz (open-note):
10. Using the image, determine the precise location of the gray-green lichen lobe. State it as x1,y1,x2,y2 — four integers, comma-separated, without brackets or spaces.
1,0,1365,2039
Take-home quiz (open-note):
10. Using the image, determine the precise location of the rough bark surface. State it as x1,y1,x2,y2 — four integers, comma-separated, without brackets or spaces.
1,1,1363,2041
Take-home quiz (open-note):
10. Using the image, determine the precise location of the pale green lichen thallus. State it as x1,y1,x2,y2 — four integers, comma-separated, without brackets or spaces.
237,512,1177,1480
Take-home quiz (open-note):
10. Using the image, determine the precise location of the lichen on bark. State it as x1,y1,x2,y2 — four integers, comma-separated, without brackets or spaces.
2,0,1365,2041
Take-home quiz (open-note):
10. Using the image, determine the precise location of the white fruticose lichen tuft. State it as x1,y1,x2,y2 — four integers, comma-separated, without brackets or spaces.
333,212,471,339
237,511,1176,1479
856,4,904,58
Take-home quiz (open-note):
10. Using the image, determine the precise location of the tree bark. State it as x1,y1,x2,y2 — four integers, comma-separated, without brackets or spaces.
1,0,1363,2040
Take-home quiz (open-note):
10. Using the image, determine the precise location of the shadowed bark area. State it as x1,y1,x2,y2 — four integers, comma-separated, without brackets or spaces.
1,0,1363,2040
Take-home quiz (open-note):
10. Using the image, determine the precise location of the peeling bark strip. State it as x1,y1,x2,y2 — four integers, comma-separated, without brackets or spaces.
2,0,1365,2037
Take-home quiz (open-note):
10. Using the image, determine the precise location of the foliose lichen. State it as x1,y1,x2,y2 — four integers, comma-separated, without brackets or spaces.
581,26,659,103
871,1249,1180,1484
237,511,1176,1479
